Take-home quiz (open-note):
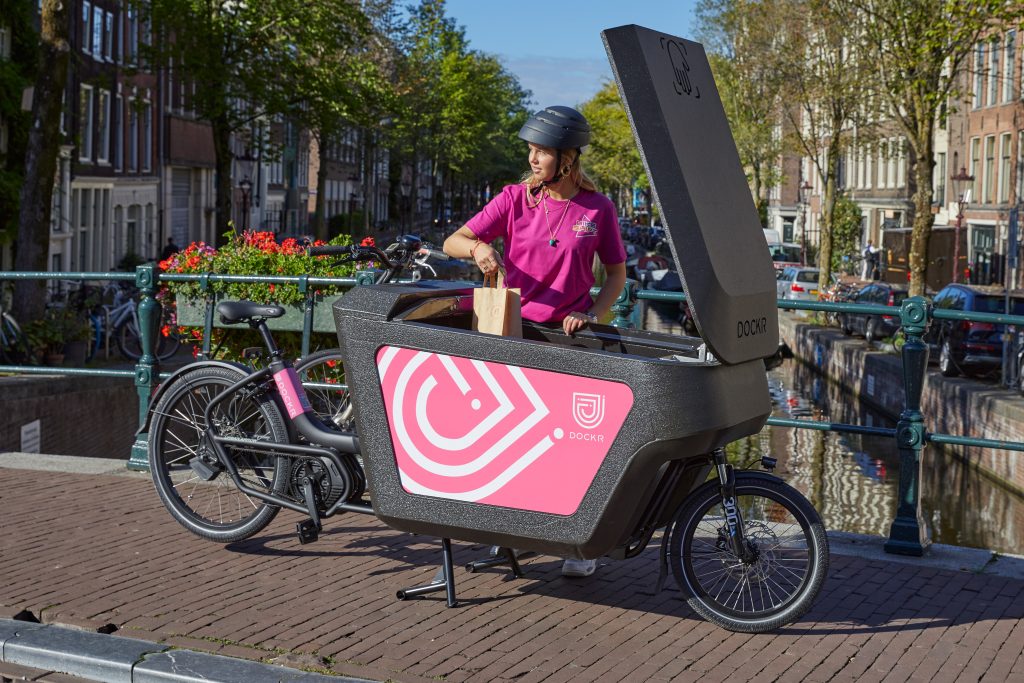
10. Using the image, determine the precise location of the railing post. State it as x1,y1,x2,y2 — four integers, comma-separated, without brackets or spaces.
299,275,313,358
199,272,213,360
885,295,931,555
611,279,638,329
128,263,161,471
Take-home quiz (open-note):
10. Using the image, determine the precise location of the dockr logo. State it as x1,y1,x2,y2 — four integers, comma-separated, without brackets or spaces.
736,317,768,338
572,392,605,429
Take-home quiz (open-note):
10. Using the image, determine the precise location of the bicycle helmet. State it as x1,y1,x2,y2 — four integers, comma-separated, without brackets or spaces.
518,106,591,150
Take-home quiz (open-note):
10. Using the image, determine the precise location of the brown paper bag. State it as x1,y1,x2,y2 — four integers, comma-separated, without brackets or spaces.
472,270,522,337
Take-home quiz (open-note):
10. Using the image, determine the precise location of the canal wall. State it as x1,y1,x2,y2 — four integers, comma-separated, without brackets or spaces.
778,312,1024,496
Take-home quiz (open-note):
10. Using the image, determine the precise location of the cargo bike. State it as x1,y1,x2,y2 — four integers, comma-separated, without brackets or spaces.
143,25,829,633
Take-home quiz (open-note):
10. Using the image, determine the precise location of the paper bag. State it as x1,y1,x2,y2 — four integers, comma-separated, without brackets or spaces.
472,270,522,337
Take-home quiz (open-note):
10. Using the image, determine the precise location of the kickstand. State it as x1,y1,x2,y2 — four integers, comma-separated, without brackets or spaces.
464,547,527,578
396,538,458,608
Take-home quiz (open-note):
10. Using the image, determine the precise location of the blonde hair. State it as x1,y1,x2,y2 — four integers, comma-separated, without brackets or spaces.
521,148,597,208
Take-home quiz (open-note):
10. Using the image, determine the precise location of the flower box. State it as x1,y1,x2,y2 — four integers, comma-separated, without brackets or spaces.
175,294,346,334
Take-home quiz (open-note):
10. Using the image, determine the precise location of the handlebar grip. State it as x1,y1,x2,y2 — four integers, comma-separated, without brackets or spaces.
308,245,355,256
421,248,450,261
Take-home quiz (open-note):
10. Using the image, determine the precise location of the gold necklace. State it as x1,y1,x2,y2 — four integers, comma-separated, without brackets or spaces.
541,192,572,247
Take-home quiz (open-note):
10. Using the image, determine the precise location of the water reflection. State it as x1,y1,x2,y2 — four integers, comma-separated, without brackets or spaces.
758,358,1024,556
642,299,1024,554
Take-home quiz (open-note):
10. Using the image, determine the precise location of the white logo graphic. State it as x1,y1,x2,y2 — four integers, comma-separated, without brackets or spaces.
572,392,605,429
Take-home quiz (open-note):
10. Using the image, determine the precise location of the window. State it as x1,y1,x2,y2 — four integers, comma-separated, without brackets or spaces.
126,7,137,65
878,141,887,188
79,85,94,161
114,93,123,171
92,6,102,60
983,135,995,204
999,133,1011,203
989,39,999,106
974,43,985,107
0,25,10,59
1005,31,1017,102
1018,131,1024,201
142,98,152,172
97,89,110,163
0,119,7,156
896,138,906,188
81,1,92,55
104,11,113,61
865,144,873,189
934,151,946,206
888,138,898,188
969,137,980,198
128,100,138,172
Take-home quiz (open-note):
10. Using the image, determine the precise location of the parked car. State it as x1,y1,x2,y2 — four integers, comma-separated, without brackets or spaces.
926,283,1024,377
776,267,821,301
839,282,909,343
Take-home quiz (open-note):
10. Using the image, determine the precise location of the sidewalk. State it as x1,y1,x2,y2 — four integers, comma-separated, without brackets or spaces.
2,453,1023,682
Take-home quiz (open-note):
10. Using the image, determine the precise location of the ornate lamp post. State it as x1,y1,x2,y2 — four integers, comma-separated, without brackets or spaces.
950,166,974,284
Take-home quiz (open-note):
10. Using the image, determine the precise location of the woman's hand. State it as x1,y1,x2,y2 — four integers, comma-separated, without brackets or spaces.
473,242,503,275
563,310,596,335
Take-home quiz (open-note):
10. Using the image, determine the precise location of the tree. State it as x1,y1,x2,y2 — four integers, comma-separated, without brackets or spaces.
696,0,786,225
848,0,1024,296
0,0,35,247
12,0,69,322
137,0,372,240
830,193,864,273
579,81,645,212
772,0,879,293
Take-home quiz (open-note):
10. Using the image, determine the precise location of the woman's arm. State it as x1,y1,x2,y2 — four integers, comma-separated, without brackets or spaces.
562,262,628,335
443,226,503,274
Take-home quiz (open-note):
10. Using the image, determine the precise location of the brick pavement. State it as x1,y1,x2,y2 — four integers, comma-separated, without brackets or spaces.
1,466,1023,682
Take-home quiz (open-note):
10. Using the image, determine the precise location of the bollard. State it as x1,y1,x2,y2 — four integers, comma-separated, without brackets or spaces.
884,296,931,555
611,279,638,329
128,263,162,471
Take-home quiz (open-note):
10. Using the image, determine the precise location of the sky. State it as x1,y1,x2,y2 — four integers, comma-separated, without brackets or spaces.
443,0,701,109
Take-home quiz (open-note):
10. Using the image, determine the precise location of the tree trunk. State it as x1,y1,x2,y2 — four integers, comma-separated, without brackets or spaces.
909,148,936,297
211,116,234,240
12,0,70,323
817,139,842,293
312,131,329,241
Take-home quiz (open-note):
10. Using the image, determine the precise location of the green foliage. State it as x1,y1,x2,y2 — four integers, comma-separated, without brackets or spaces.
578,82,646,196
0,0,37,241
830,194,862,272
158,231,356,305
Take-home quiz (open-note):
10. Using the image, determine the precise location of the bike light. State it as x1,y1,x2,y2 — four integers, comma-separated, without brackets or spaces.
791,284,805,293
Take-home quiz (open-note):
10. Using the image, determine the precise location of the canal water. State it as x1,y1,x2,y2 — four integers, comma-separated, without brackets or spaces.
642,300,1024,556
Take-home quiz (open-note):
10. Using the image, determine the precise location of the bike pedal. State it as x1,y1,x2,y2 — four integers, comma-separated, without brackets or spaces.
296,520,320,544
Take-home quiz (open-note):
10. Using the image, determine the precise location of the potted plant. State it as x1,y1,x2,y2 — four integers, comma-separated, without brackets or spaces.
25,308,92,366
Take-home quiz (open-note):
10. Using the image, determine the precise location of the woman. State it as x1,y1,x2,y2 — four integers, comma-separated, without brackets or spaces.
443,106,627,576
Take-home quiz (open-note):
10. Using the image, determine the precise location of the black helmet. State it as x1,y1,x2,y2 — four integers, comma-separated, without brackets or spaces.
518,106,591,150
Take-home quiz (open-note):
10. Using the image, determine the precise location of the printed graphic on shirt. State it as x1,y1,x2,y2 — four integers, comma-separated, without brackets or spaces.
572,218,598,238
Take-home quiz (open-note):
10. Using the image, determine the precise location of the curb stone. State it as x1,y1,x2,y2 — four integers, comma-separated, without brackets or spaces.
0,620,376,683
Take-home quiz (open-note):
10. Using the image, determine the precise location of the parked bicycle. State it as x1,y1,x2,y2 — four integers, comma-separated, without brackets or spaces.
77,281,180,362
0,283,31,365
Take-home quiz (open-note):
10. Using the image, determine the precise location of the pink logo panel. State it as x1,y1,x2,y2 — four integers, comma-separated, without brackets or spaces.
376,346,634,515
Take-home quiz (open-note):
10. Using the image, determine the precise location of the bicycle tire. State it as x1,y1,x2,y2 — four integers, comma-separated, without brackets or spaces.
668,474,829,633
148,365,290,542
0,312,31,365
294,349,354,432
116,313,179,361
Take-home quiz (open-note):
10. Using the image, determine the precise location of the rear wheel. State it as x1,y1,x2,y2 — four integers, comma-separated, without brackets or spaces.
116,312,179,361
669,474,829,633
864,318,878,344
148,365,290,542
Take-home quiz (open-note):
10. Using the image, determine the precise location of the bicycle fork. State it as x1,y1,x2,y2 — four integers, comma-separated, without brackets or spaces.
712,448,755,563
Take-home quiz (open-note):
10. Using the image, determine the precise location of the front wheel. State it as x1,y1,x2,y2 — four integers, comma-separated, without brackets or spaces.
668,474,829,633
148,365,290,542
939,338,959,377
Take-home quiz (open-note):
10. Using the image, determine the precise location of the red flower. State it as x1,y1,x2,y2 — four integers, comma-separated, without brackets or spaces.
269,284,275,293
326,359,338,368
161,325,170,338
360,236,376,247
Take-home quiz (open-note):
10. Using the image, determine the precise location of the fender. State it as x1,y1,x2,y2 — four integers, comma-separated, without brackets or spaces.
135,360,253,435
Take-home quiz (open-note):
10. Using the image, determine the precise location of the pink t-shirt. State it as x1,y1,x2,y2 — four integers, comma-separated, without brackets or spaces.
466,184,626,323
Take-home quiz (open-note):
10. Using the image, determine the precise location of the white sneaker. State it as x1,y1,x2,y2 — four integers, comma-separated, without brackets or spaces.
489,546,526,558
561,558,597,577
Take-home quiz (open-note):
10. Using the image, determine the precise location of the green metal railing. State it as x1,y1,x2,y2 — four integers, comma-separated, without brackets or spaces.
3,266,1024,557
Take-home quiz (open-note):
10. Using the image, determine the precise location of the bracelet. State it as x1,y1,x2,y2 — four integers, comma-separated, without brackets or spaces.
469,240,483,260
581,311,598,323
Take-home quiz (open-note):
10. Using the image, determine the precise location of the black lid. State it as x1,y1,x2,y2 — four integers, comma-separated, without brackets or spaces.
602,25,779,364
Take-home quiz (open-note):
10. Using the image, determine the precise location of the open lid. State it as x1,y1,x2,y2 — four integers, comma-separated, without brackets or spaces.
602,24,779,364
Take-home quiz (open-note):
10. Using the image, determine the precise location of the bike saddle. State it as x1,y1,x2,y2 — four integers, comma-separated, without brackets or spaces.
217,301,286,325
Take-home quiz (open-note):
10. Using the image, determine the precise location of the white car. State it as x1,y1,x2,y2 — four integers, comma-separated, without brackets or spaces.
776,267,821,301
